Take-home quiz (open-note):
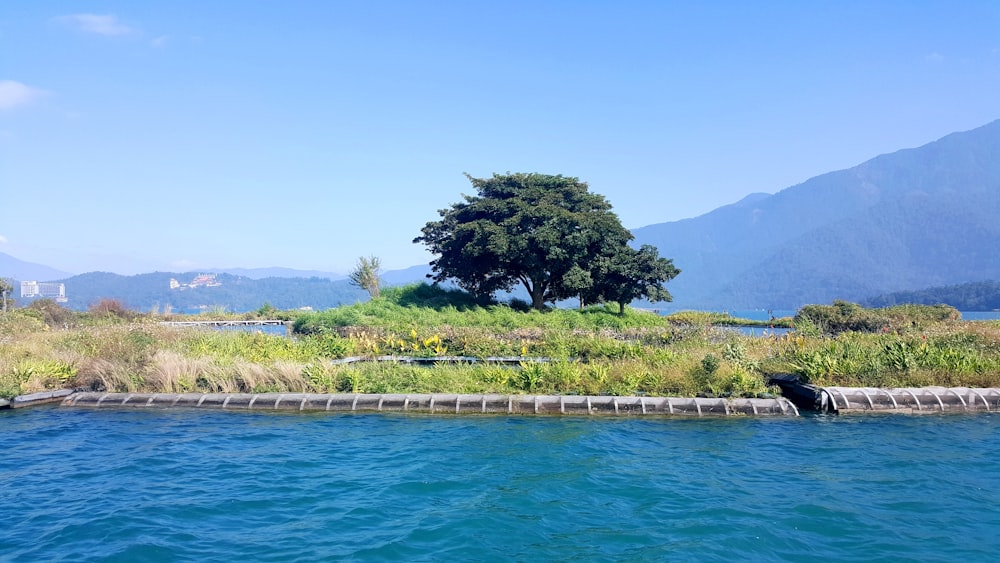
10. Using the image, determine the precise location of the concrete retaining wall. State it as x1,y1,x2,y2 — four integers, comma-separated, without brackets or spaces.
62,392,799,417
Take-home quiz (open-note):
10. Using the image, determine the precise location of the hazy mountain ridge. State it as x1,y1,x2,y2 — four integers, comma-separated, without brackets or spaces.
205,267,347,281
38,271,369,312
633,119,1000,308
0,252,74,282
864,280,1000,310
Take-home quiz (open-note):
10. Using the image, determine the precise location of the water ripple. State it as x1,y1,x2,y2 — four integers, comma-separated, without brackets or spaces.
2,407,999,561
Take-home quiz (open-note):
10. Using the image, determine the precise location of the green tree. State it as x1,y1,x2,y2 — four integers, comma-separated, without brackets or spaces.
414,172,676,310
587,244,680,314
349,256,382,298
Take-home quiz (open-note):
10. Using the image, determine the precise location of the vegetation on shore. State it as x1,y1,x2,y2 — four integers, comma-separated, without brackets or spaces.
864,280,1000,311
2,287,999,400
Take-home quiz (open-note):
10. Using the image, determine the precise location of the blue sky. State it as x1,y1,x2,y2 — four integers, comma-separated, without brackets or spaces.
2,1,999,276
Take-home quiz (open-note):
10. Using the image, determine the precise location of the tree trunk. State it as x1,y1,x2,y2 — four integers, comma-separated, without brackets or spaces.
520,278,548,311
523,282,546,310
531,290,545,310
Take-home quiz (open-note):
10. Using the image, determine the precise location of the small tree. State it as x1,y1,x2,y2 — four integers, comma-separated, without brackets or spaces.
26,298,74,326
349,256,382,298
0,278,12,313
588,245,680,315
88,298,137,320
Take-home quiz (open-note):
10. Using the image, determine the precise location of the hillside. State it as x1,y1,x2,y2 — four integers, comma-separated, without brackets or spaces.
48,272,368,312
864,280,1000,311
633,119,1000,309
0,252,73,282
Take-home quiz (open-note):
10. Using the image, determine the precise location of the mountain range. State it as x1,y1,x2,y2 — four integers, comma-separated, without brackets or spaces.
0,253,73,282
632,119,1000,308
4,119,1000,311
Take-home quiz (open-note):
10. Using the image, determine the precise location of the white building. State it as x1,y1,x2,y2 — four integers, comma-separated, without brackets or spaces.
21,281,67,302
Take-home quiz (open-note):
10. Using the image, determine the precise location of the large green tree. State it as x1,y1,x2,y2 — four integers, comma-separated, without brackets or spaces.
414,172,678,311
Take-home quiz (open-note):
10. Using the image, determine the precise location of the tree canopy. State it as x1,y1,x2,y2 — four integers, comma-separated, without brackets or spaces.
414,172,679,311
587,244,680,314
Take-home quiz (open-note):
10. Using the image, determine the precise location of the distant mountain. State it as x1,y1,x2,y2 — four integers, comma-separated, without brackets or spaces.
864,280,1000,311
205,267,346,280
32,266,431,312
0,252,426,311
51,271,369,312
633,119,1000,309
0,252,74,282
382,264,432,285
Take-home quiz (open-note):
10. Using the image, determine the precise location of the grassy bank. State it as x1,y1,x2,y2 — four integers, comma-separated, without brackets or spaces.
2,287,999,399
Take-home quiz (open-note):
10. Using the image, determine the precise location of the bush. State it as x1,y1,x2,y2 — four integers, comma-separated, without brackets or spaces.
88,298,141,321
795,301,961,336
25,299,77,327
795,301,889,334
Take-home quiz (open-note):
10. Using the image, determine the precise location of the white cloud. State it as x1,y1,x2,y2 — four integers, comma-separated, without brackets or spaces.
0,80,47,110
150,35,169,48
0,235,8,245
58,14,136,36
925,52,945,63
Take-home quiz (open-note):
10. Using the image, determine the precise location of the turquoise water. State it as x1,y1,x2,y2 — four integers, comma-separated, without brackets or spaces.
2,408,999,561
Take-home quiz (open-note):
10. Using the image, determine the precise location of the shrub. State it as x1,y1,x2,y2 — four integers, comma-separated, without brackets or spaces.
25,299,76,327
88,298,141,321
795,301,961,336
795,301,889,334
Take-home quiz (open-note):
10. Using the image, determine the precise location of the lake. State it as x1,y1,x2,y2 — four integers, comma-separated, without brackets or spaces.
2,406,998,560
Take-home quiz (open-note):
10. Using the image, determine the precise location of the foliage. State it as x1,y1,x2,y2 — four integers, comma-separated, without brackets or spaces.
794,301,959,335
586,244,680,314
294,283,672,335
88,298,140,321
349,256,382,298
701,354,720,375
415,172,675,310
0,309,47,336
665,310,792,328
380,282,492,310
4,294,999,399
880,304,962,326
24,299,76,327
780,327,1000,387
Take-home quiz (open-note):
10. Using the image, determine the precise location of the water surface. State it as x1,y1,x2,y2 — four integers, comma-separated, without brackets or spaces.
2,407,998,561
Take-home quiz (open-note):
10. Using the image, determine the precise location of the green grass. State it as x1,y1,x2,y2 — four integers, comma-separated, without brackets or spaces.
1,289,997,399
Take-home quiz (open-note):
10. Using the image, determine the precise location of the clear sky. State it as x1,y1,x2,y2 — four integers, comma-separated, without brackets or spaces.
2,1,999,276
